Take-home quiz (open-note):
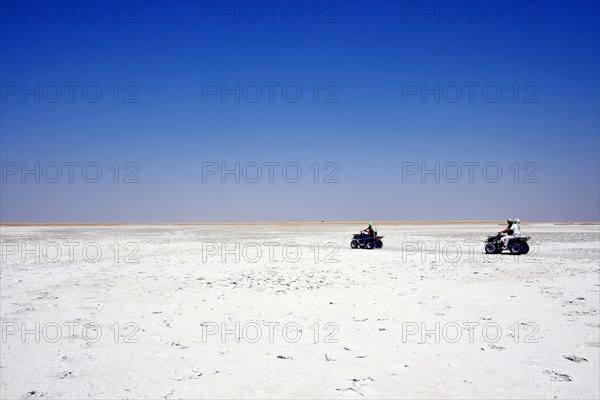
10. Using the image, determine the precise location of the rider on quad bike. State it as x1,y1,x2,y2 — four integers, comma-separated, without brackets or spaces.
362,222,376,238
485,218,530,255
351,222,383,249
499,218,521,249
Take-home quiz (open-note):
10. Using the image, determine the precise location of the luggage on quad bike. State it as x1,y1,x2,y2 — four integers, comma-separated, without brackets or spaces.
351,233,384,249
484,233,531,255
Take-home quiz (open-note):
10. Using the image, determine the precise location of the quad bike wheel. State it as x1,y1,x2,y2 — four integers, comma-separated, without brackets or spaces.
509,242,523,255
521,243,530,254
350,239,359,249
366,240,375,249
485,243,496,254
374,239,383,249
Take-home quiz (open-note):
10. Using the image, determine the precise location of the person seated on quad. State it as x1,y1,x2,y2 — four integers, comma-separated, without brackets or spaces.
500,218,521,249
359,222,377,242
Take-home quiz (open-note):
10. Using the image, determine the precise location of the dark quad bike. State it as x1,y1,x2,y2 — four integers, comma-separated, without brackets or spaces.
351,234,384,249
485,233,531,255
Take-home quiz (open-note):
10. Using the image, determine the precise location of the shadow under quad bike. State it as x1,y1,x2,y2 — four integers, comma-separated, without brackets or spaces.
485,233,531,255
350,233,384,249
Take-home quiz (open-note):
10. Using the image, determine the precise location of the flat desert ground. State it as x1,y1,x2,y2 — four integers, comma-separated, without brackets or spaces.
1,223,599,399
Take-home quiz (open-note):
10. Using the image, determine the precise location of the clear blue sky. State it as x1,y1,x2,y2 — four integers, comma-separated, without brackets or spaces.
1,1,598,222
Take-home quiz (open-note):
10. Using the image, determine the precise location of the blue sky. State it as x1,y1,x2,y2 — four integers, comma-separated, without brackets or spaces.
1,1,599,222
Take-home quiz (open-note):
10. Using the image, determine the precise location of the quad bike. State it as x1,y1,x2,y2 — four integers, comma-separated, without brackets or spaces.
485,233,531,255
350,232,384,249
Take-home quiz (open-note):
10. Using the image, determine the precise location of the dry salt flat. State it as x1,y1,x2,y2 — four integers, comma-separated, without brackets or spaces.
0,223,598,399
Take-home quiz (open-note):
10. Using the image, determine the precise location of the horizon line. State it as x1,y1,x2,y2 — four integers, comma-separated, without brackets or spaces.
1,220,599,227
